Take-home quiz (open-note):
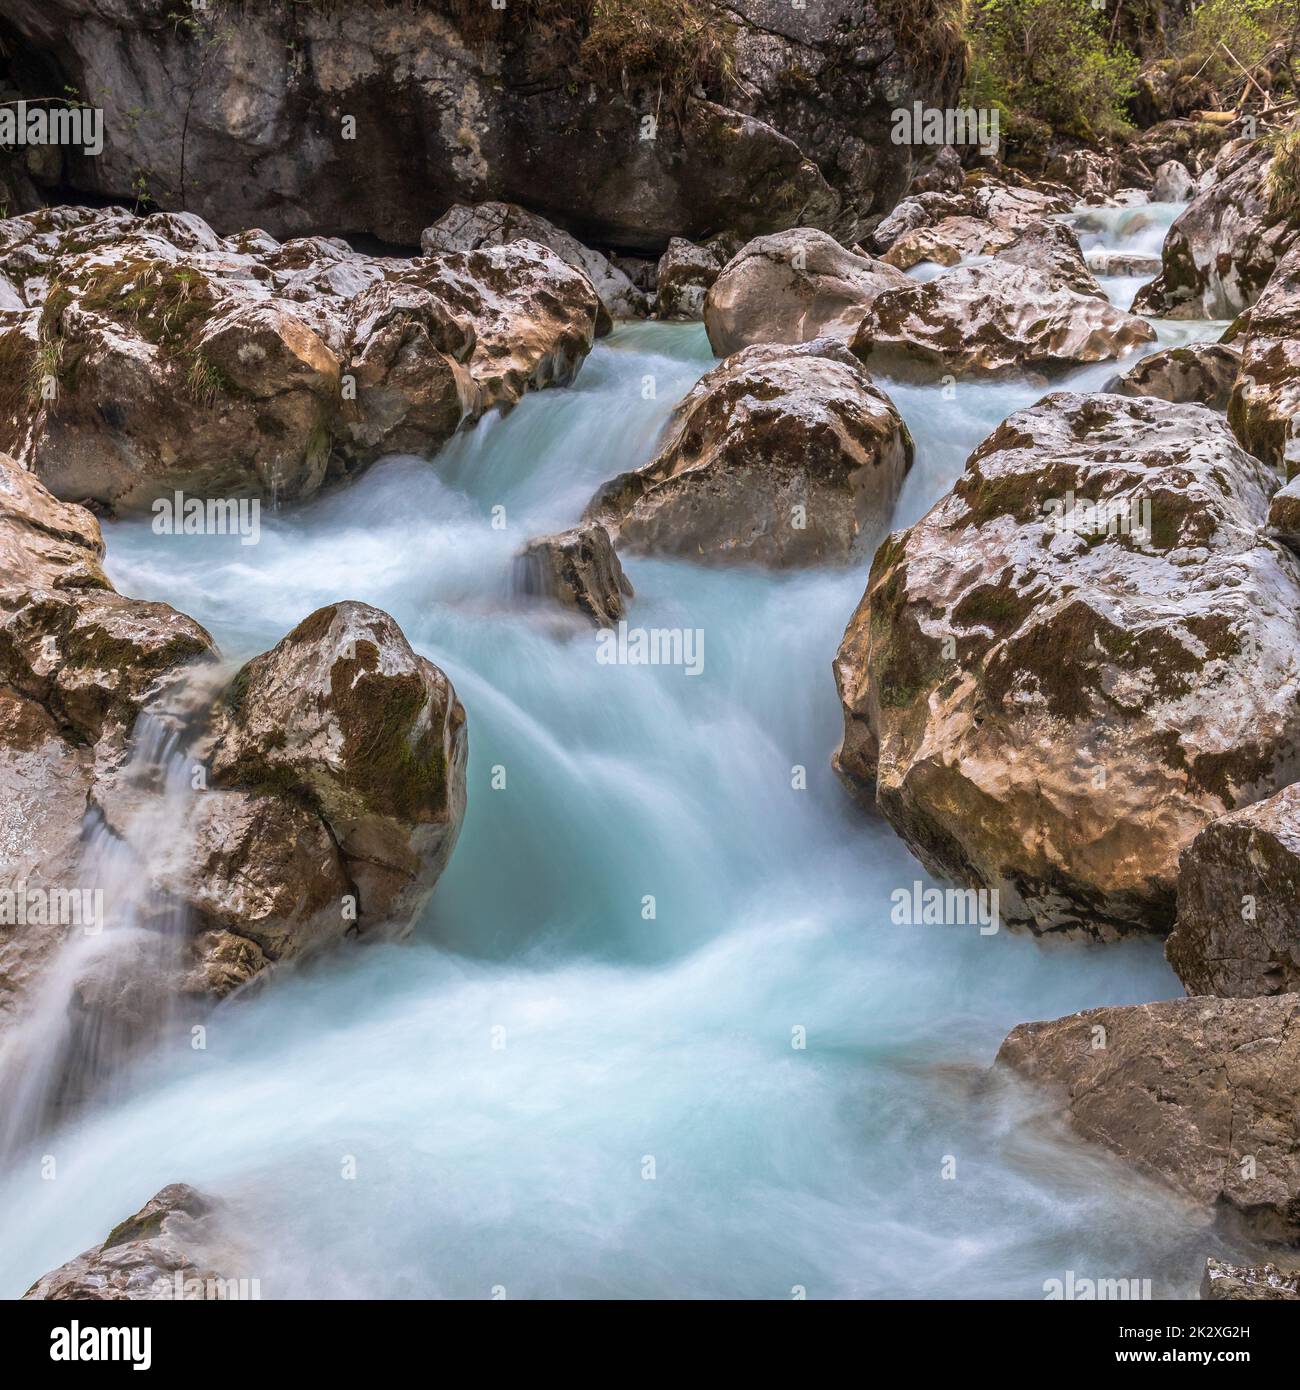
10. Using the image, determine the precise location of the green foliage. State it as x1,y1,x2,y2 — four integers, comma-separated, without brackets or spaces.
1266,119,1300,221
967,0,1139,140
1168,0,1288,93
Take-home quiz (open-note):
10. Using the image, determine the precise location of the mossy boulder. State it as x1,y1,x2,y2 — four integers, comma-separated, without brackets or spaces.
585,337,913,567
1228,237,1300,474
208,602,468,933
834,392,1300,936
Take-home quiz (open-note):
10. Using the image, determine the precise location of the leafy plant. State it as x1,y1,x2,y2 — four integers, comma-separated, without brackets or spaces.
967,0,1139,140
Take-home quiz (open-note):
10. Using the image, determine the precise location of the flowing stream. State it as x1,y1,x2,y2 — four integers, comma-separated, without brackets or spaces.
0,203,1254,1299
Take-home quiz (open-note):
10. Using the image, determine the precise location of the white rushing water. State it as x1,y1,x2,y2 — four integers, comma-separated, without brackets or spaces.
0,205,1253,1299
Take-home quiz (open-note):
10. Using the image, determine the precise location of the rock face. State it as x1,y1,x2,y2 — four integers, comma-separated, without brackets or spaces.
1228,238,1300,474
1108,342,1241,410
0,449,215,1028
514,523,632,628
834,393,1300,936
1,0,962,252
23,1185,246,1300
850,259,1155,379
586,338,913,567
420,201,646,327
0,205,600,512
1167,783,1300,998
1152,159,1195,203
1201,1257,1300,1301
655,239,722,321
996,995,1300,1240
204,602,467,963
1134,139,1300,320
703,229,909,357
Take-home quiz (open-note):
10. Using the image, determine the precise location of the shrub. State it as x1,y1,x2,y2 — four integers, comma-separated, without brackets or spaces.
967,0,1140,140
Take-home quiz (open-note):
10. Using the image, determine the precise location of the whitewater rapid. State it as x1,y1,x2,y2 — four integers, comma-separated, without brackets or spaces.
0,204,1252,1298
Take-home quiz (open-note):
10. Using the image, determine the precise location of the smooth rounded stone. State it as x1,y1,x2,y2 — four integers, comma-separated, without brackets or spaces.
208,601,467,934
1086,249,1162,278
585,338,912,567
1,2,960,251
1229,238,1300,474
514,522,633,628
654,238,721,321
991,218,1104,299
1268,475,1300,553
420,200,647,328
996,994,1300,1240
1201,1258,1300,1301
1152,159,1195,203
159,790,356,998
1167,782,1300,998
0,207,600,512
834,393,1300,936
23,1184,248,1300
1134,138,1300,320
880,215,1018,271
1106,342,1242,410
702,228,909,357
850,259,1154,379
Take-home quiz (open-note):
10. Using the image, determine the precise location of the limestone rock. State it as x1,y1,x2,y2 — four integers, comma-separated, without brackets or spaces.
1108,342,1241,410
515,523,632,628
834,393,1300,936
1167,782,1300,997
586,338,912,567
703,228,909,357
23,1184,247,1300
997,995,1300,1239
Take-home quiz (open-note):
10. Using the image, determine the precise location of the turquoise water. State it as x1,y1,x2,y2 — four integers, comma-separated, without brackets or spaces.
0,220,1238,1298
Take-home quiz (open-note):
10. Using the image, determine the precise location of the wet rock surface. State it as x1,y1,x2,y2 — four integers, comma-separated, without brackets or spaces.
834,392,1300,936
586,338,912,567
997,994,1300,1240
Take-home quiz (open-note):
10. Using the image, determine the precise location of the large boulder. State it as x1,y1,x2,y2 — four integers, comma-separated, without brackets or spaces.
0,206,600,512
702,229,909,357
850,260,1155,379
420,200,646,327
1108,342,1242,411
0,0,962,252
1167,783,1300,998
1228,238,1300,474
514,523,632,629
585,338,913,567
997,995,1300,1240
23,1184,247,1300
834,393,1300,936
206,602,467,945
1134,138,1300,320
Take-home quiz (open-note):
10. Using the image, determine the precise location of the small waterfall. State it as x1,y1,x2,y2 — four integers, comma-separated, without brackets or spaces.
0,699,206,1156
